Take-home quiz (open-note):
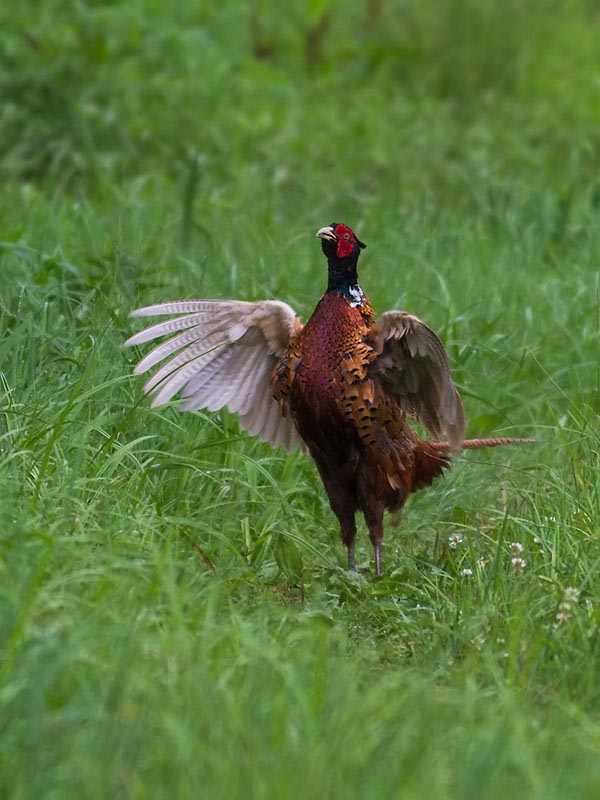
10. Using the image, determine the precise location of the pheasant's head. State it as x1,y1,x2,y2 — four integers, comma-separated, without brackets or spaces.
316,222,366,261
316,223,366,295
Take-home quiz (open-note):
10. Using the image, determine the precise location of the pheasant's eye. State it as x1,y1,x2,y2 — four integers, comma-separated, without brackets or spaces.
343,233,351,241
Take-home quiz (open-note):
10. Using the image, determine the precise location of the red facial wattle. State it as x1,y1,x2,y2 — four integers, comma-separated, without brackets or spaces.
333,224,357,259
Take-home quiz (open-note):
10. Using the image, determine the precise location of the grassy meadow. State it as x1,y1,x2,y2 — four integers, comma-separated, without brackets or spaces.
2,0,600,796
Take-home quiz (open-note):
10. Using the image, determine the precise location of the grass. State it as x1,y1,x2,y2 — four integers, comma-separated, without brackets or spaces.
2,0,600,797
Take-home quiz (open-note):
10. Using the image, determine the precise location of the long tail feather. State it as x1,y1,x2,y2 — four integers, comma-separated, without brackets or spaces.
431,437,535,451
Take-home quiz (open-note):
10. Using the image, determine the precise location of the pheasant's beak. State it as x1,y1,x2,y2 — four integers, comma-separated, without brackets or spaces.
315,226,337,243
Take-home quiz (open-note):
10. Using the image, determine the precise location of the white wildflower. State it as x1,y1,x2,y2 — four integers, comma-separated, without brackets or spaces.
511,557,526,571
510,541,524,554
448,533,463,549
461,567,473,577
556,586,581,622
563,587,580,604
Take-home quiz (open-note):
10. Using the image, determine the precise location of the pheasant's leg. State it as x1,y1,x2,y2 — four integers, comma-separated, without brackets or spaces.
315,458,357,570
333,505,357,571
319,474,358,570
347,546,356,571
341,519,357,571
363,502,385,576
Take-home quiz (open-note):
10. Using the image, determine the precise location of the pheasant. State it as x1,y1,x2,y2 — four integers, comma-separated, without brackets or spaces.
125,223,530,574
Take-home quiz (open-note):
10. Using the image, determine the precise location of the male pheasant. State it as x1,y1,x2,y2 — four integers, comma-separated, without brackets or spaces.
126,223,529,574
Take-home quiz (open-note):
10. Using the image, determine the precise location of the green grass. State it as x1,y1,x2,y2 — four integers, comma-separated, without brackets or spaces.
2,0,600,797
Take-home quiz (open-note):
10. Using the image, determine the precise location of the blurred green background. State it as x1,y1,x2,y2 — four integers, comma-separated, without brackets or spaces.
2,1,600,798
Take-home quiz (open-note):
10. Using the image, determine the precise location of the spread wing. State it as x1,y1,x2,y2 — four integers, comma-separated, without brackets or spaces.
124,300,305,453
370,311,466,450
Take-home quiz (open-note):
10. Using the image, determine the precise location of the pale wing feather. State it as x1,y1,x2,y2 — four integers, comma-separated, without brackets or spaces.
144,341,227,398
126,299,304,452
128,310,241,370
125,311,228,347
140,315,275,399
278,415,295,452
133,325,205,373
238,363,280,436
236,361,272,416
242,401,300,452
199,335,264,412
224,345,269,414
237,367,271,433
371,311,466,449
180,352,228,402
178,334,269,415
139,330,229,385
130,300,242,318
151,347,228,407
181,349,253,410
